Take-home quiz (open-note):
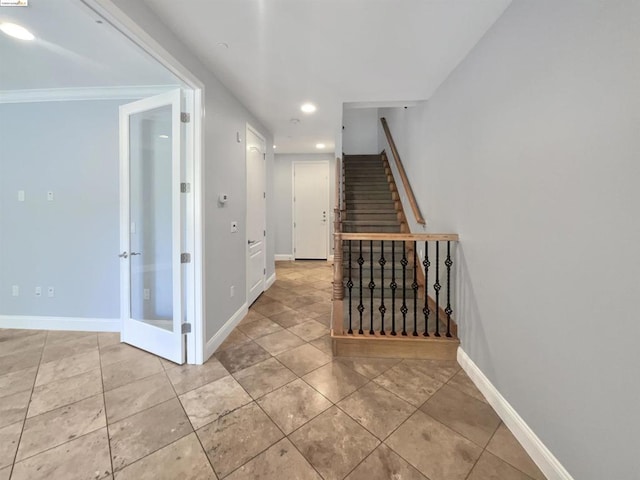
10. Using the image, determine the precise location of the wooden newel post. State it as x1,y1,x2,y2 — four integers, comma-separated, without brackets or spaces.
332,221,344,335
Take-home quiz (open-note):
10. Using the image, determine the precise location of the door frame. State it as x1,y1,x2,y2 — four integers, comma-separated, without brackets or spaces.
84,0,204,364
291,160,330,260
245,123,267,303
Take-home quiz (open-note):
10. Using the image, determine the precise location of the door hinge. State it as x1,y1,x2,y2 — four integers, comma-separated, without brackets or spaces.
294,222,296,228
180,182,191,193
181,253,191,263
180,112,190,123
181,323,192,334
263,192,266,199
263,153,266,160
263,268,266,275
263,230,266,236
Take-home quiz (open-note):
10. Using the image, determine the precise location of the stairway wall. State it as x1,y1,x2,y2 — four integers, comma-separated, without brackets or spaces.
379,2,640,479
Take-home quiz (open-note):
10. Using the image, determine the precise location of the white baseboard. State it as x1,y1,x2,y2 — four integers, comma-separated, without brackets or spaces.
275,254,294,261
0,315,120,332
203,303,248,361
265,272,276,290
457,348,574,480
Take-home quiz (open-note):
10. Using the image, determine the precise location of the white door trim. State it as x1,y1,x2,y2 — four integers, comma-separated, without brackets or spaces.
82,0,204,364
246,124,267,304
292,160,330,260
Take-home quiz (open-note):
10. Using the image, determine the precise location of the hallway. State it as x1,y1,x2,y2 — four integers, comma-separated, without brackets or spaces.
0,261,544,480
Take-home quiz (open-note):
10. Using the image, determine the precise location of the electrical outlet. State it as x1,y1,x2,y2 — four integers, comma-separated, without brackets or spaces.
143,288,150,300
47,287,54,298
12,285,19,297
35,286,42,297
230,285,235,298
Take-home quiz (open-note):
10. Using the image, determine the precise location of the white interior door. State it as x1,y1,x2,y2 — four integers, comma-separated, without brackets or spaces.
119,89,186,364
246,126,266,305
293,161,329,259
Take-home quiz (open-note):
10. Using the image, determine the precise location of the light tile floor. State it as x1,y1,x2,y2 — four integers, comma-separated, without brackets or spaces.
0,261,546,480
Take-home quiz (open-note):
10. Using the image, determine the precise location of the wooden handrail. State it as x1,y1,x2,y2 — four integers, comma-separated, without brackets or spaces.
338,232,459,242
380,117,426,225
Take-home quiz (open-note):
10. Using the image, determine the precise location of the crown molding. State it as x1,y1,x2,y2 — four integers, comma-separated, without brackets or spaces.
0,85,179,104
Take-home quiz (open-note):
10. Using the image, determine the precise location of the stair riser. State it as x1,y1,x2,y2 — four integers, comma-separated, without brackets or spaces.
343,225,401,233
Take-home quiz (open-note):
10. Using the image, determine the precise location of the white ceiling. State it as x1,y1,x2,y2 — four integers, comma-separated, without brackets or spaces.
143,0,512,153
0,0,179,91
0,0,511,154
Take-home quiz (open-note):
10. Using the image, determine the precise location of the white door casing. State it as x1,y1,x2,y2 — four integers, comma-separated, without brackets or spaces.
119,89,186,364
293,161,330,259
246,125,266,305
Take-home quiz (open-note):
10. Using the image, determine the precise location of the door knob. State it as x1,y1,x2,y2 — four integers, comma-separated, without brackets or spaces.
130,252,141,256
118,251,128,258
248,240,258,245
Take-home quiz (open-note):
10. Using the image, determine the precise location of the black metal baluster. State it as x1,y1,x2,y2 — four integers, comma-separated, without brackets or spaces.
422,241,430,337
357,240,364,335
445,241,453,337
347,241,353,334
400,241,408,336
434,241,441,337
412,244,418,336
379,241,386,335
390,241,397,336
369,240,375,335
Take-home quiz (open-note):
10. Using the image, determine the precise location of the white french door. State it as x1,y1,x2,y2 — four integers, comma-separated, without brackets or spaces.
119,89,186,364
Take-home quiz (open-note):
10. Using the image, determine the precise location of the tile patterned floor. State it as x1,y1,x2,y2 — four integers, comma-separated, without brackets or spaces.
0,261,546,480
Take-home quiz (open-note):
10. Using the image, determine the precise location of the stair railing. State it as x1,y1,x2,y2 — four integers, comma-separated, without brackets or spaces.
332,232,458,339
380,117,426,226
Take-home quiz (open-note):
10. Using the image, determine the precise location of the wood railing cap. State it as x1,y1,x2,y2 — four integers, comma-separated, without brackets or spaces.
337,232,459,241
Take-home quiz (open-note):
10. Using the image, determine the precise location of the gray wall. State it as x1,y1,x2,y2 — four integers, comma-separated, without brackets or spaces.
110,0,275,346
0,100,131,319
274,153,335,258
380,1,640,478
342,108,379,154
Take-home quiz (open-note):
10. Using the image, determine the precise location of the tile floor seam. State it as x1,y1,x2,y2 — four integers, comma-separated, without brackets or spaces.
97,341,116,480
101,366,165,394
481,424,539,480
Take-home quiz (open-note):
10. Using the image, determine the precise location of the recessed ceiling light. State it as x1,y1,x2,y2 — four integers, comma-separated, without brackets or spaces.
0,22,35,41
316,143,326,149
301,103,317,113
273,145,277,149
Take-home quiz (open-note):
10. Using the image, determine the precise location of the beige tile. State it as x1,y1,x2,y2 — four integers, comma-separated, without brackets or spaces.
217,329,251,353
239,309,268,325
0,332,46,357
45,331,95,346
104,372,175,424
486,424,546,480
0,421,22,468
17,394,106,462
447,369,488,403
338,382,415,440
254,330,305,356
258,378,331,435
251,300,292,317
0,390,30,427
225,438,320,480
11,428,112,480
0,466,9,480
99,342,156,367
0,349,42,377
337,357,401,379
35,349,100,387
238,318,283,339
114,433,215,480
373,363,443,407
269,309,311,328
420,384,500,447
309,335,333,356
467,451,535,480
0,329,44,342
109,398,192,471
276,343,331,376
278,295,320,310
98,332,121,349
0,366,37,398
214,341,271,374
401,359,460,383
303,361,368,403
28,368,102,418
289,406,379,480
386,410,482,480
346,444,427,480
102,355,164,391
233,357,296,399
197,402,283,478
40,335,97,364
166,357,229,395
179,375,252,429
287,320,327,342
